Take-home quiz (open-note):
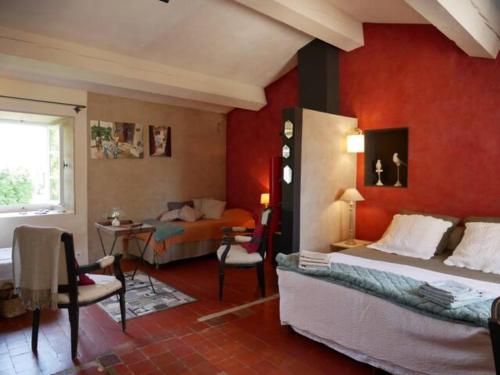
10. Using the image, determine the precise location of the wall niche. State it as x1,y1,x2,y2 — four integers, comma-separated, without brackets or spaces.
364,128,408,188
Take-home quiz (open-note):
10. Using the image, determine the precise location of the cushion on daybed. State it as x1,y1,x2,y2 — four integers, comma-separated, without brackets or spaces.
200,198,226,219
399,209,460,254
167,200,194,210
179,205,203,222
445,220,500,274
368,214,453,260
159,209,180,222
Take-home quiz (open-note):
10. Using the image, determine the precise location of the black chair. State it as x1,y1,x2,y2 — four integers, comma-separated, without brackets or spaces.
489,297,500,374
217,208,272,300
27,231,126,360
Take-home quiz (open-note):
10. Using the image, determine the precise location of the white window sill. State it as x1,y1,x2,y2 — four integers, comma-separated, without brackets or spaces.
0,209,74,219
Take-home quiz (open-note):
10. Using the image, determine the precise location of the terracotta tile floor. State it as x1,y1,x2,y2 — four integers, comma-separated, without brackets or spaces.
0,255,378,375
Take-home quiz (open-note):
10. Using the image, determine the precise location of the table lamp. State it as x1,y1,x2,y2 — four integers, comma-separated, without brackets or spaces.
260,193,270,208
340,188,365,245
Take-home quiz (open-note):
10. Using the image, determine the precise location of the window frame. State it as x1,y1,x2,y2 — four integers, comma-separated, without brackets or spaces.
0,116,69,214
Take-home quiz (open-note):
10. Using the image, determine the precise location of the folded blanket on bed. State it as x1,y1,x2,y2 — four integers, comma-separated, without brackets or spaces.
276,252,494,328
142,219,185,242
418,280,491,308
299,250,330,270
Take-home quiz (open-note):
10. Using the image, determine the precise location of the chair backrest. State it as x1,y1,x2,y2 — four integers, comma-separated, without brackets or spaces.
59,233,78,299
13,226,77,292
257,208,273,258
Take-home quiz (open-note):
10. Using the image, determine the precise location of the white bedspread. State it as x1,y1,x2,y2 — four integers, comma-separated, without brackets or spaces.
278,253,497,375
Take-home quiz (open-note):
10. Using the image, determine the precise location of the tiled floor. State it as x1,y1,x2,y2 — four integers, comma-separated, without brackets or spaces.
0,255,377,375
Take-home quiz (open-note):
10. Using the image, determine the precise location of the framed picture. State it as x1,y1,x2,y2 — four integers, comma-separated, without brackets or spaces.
149,126,172,157
90,120,144,159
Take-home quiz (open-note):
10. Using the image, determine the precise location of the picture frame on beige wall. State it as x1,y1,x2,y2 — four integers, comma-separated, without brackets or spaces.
148,125,172,157
90,120,144,159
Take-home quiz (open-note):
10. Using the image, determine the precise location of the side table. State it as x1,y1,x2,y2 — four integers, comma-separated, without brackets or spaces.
330,239,372,252
95,221,156,293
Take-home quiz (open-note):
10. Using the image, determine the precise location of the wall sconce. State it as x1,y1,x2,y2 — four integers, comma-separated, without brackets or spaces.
347,128,365,153
260,193,270,208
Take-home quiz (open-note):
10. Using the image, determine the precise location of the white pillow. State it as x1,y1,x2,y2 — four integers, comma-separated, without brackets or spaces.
159,209,180,222
179,205,203,222
201,198,226,219
192,198,204,212
444,222,500,274
368,214,453,260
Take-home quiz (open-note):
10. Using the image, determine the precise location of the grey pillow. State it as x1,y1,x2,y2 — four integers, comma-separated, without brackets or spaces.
446,226,465,251
399,210,460,254
167,200,194,211
465,216,500,224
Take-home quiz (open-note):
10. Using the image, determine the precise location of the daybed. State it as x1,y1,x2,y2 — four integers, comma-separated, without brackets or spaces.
127,208,254,265
277,248,500,375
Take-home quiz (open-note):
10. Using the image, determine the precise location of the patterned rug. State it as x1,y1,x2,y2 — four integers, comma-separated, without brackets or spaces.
98,272,196,322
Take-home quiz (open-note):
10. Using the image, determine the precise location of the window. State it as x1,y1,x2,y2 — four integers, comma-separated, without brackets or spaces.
0,110,74,213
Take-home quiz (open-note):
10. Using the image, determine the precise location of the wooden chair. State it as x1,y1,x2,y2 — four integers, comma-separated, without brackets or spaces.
217,208,272,300
23,231,126,360
489,297,500,374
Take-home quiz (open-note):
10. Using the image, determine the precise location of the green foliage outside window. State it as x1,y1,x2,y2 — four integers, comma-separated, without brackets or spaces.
49,126,60,202
0,169,33,205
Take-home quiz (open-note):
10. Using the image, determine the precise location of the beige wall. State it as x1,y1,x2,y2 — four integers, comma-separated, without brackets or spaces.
0,77,88,262
299,109,357,252
87,93,226,261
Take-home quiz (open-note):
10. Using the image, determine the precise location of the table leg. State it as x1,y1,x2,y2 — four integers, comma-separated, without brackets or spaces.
97,228,107,256
109,237,118,256
130,233,155,294
97,228,118,274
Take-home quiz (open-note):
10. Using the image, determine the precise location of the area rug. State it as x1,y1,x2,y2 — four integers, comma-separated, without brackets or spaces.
98,272,196,322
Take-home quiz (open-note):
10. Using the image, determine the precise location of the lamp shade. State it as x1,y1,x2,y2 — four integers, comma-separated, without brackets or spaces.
347,134,365,153
340,188,365,202
260,193,270,206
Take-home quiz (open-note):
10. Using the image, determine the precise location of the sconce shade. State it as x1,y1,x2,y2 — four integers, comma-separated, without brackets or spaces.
347,134,365,153
340,188,365,202
260,193,270,206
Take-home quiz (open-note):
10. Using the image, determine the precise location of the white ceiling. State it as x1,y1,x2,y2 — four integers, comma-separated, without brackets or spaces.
0,0,311,86
0,0,495,113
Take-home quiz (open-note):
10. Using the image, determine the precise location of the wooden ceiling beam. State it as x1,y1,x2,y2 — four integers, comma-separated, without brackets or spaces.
405,0,499,58
233,0,364,51
0,26,267,111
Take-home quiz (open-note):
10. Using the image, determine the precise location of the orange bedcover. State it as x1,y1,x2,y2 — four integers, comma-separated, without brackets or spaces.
129,208,255,254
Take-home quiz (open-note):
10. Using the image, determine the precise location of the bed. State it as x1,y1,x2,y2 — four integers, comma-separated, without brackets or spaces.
277,247,500,375
126,208,254,265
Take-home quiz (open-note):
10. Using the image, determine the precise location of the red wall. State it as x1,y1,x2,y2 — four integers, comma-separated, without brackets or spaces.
340,24,500,241
226,68,298,211
227,24,499,240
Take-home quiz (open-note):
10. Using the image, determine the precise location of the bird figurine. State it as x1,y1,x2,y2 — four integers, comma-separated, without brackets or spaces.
393,153,407,187
375,159,384,186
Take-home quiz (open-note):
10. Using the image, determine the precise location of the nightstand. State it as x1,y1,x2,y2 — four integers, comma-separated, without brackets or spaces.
330,239,372,252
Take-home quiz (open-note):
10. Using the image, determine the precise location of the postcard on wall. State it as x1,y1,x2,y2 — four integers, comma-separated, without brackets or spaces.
90,120,144,159
149,125,172,157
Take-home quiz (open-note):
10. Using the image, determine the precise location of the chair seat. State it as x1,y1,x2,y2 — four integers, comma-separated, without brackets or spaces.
58,274,122,304
217,244,263,265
